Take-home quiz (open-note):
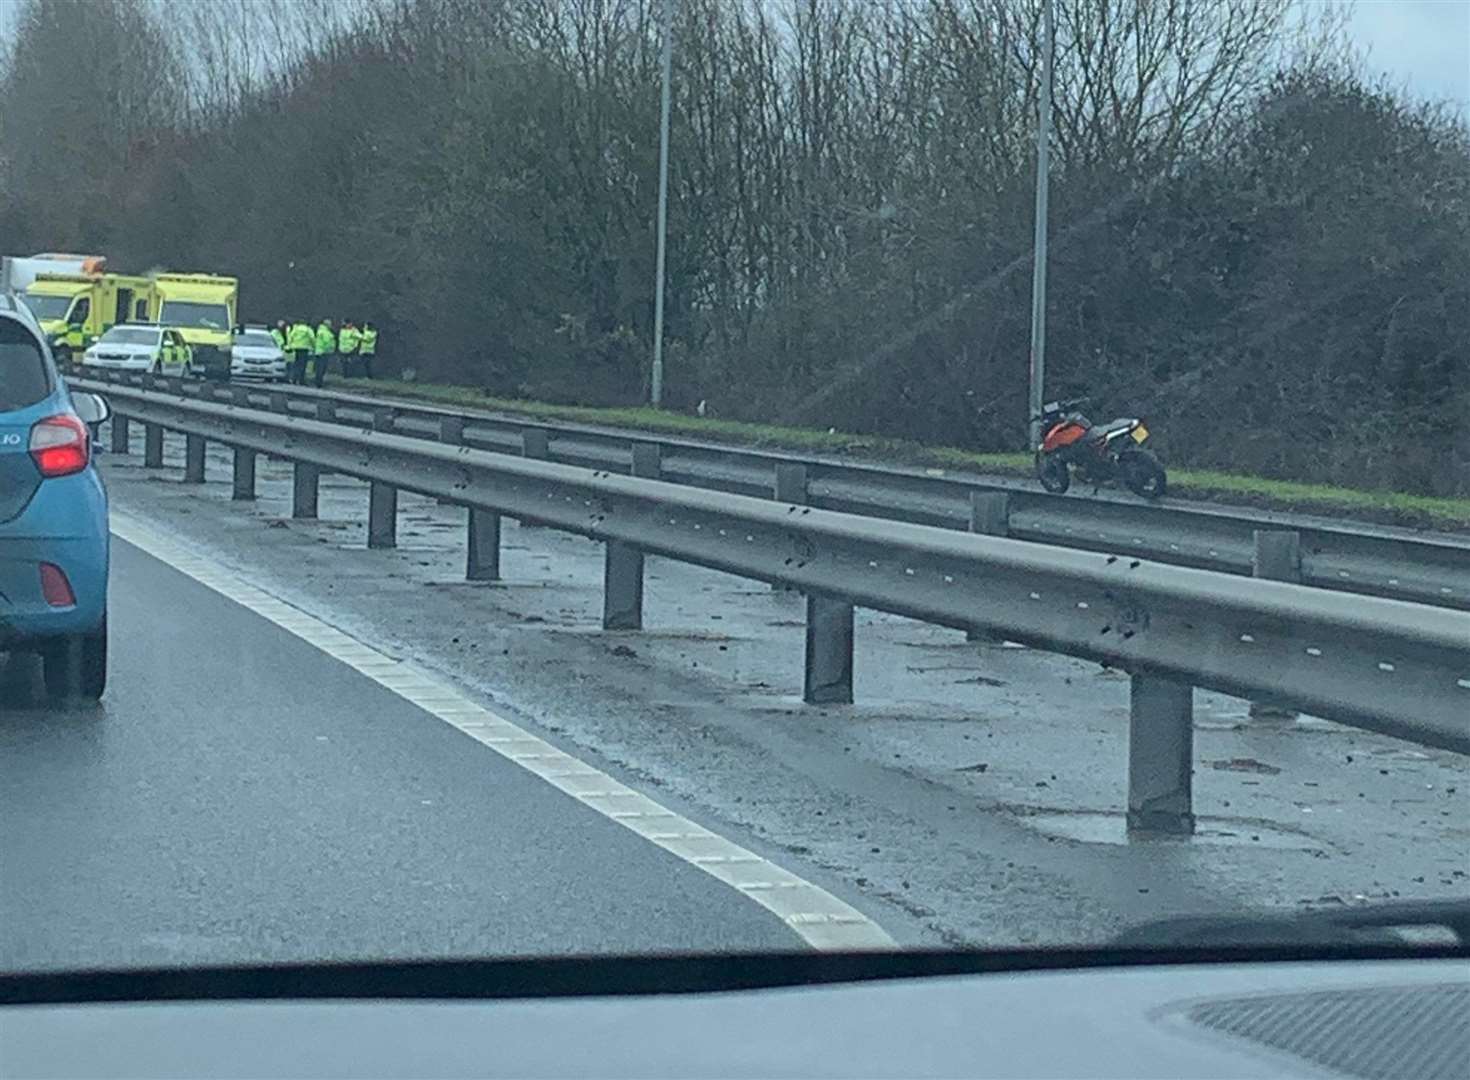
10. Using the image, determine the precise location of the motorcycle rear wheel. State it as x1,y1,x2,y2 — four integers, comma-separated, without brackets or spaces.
1036,453,1071,494
1119,449,1167,498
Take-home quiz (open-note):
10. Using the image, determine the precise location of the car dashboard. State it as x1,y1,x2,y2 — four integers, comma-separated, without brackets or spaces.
2,950,1466,1079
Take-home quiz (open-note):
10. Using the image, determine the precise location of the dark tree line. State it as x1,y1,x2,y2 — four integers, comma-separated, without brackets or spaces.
1,0,1466,495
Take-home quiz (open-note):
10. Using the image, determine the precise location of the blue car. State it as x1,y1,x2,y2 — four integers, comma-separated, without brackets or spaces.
0,294,110,700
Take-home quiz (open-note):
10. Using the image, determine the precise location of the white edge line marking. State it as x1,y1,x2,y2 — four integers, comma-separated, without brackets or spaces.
109,510,893,952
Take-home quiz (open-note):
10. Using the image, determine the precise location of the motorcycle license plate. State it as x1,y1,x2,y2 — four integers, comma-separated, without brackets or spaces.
1131,424,1149,443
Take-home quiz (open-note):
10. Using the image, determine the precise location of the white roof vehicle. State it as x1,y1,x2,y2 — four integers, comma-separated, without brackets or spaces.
231,326,286,381
79,324,194,376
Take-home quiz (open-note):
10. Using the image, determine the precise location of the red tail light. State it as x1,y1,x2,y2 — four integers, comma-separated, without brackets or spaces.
29,414,90,478
39,562,76,607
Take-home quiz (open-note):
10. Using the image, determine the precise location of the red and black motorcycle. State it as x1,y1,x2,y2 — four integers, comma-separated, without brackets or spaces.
1034,397,1167,498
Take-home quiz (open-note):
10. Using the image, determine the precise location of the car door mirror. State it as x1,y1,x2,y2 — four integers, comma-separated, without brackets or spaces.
73,392,111,426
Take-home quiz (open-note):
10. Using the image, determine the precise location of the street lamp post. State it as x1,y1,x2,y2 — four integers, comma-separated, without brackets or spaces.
1027,0,1054,451
650,0,674,407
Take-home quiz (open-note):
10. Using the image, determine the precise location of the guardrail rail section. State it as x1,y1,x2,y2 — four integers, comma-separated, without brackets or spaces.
79,374,1470,838
85,369,1470,612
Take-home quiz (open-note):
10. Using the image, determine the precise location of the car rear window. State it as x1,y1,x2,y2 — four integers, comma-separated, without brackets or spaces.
0,319,51,411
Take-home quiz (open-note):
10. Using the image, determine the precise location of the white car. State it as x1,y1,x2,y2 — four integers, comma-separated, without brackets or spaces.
80,324,195,375
231,327,287,381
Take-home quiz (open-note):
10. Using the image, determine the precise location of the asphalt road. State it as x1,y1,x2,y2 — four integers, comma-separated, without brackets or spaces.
7,433,1464,965
0,539,803,972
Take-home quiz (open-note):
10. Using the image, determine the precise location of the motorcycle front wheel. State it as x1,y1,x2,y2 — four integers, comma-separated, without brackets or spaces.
1119,449,1167,498
1036,453,1071,494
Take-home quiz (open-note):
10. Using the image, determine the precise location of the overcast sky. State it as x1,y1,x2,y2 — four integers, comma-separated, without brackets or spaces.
1342,0,1470,114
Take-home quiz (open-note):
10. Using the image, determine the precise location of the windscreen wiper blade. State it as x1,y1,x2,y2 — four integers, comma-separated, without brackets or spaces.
1116,898,1470,948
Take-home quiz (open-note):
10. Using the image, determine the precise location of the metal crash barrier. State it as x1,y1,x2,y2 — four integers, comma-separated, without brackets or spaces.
79,369,1470,614
79,377,1470,839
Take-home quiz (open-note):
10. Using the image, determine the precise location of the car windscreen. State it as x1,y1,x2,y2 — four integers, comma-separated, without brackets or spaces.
0,320,52,410
159,301,229,330
100,328,159,347
235,331,276,347
20,294,72,320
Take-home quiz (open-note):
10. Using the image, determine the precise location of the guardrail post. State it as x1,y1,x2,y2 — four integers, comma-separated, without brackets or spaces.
368,482,397,548
231,385,252,407
232,448,256,500
110,415,129,455
293,463,319,519
143,423,164,468
258,392,290,461
1127,673,1195,835
515,429,551,528
449,412,502,578
602,443,661,629
774,462,807,503
438,416,465,505
804,594,855,704
1248,529,1302,720
310,401,336,491
630,441,661,480
467,507,501,581
368,410,397,548
183,434,206,483
966,492,1010,642
773,464,808,591
603,540,644,630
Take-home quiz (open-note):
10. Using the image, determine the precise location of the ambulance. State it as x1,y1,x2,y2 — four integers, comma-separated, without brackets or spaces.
21,261,156,364
153,272,239,380
1,253,102,294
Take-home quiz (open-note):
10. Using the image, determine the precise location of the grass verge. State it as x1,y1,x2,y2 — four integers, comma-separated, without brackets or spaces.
330,376,1470,531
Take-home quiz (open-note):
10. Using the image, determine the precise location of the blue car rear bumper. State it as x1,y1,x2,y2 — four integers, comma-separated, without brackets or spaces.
0,469,109,646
